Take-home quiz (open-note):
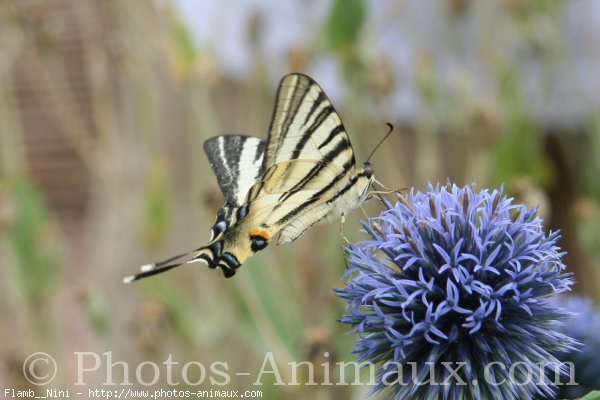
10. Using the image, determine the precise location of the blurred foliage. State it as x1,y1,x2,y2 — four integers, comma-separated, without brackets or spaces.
492,66,553,186
141,278,199,348
4,175,61,310
140,159,172,247
325,0,365,56
586,120,600,198
166,5,199,81
79,284,111,338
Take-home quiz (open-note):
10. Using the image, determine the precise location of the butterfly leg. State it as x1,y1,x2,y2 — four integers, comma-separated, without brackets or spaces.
368,178,406,197
359,205,370,221
339,212,350,246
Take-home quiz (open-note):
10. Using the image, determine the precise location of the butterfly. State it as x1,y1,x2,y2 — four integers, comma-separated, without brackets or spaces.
123,73,375,282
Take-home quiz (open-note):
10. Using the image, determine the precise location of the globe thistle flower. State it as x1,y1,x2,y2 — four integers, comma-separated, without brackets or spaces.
337,183,577,400
551,295,600,399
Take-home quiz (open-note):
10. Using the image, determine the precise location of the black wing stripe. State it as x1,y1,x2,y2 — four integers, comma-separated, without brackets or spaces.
274,79,311,163
204,135,265,207
229,137,244,196
327,175,360,204
302,90,326,126
254,140,266,164
278,139,352,203
290,100,330,159
274,167,351,227
318,124,345,150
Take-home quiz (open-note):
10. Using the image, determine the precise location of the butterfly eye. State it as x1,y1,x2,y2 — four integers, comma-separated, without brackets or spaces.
364,163,373,179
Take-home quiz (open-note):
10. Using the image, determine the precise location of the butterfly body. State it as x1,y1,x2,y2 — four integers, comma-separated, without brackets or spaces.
196,160,373,277
124,73,375,282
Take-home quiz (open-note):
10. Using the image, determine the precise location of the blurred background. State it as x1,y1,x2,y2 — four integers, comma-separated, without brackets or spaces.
1,0,599,398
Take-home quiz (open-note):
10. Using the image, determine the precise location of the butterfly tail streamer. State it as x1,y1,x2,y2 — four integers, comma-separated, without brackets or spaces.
122,249,209,284
122,262,183,283
122,240,238,283
146,251,191,270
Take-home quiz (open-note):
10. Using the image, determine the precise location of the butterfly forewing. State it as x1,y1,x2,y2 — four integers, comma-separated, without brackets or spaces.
264,74,356,171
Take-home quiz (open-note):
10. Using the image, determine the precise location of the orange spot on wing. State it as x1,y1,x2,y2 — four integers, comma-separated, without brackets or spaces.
250,228,271,241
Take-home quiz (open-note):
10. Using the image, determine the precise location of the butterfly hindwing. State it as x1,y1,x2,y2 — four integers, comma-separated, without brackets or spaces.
204,135,266,207
203,135,266,241
277,203,334,244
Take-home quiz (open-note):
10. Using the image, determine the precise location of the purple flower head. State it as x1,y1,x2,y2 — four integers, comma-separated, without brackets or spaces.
551,295,600,399
337,183,577,400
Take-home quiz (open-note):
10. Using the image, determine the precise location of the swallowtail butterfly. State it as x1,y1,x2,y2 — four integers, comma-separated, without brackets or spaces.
124,73,375,282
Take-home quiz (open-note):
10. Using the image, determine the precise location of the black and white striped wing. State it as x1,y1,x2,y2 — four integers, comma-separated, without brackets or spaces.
203,135,266,241
263,73,357,171
204,135,266,207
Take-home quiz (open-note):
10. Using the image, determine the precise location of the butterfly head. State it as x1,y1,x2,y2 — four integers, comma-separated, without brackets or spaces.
360,122,392,186
363,161,374,179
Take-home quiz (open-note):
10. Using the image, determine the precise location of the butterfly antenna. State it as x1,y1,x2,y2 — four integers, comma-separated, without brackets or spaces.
366,123,394,163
